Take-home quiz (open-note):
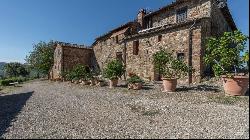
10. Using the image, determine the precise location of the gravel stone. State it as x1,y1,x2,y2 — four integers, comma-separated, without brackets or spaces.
0,80,249,139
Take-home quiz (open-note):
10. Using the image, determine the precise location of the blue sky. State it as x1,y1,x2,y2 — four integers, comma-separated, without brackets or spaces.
0,0,249,63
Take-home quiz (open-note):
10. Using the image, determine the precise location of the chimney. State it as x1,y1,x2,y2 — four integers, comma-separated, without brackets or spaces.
137,9,146,28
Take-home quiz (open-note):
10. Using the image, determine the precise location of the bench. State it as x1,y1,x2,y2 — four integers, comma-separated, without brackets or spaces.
9,82,19,87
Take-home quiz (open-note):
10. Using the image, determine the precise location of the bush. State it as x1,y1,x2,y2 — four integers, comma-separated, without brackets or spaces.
64,64,91,81
127,75,144,84
103,60,125,80
153,48,192,79
204,30,249,77
0,77,27,86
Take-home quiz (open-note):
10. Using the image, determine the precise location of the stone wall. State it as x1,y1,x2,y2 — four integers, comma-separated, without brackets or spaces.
149,0,211,28
210,0,232,37
62,46,93,72
51,45,63,80
125,23,204,84
51,44,94,80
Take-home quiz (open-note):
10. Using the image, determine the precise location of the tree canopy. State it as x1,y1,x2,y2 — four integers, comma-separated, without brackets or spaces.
26,41,54,78
4,62,29,77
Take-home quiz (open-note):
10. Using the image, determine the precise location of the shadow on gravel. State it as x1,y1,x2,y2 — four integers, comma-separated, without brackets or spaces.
176,84,221,93
0,91,33,137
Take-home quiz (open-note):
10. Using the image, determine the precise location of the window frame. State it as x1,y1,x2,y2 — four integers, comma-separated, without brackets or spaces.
176,6,188,23
133,40,139,55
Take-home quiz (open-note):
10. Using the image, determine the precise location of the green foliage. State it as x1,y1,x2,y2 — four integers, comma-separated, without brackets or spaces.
4,62,29,78
103,60,125,80
0,77,28,86
65,64,91,81
204,30,249,77
26,41,54,77
242,51,249,68
127,75,144,84
153,48,191,79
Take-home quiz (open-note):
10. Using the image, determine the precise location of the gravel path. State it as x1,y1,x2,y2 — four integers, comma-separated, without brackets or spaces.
0,80,249,139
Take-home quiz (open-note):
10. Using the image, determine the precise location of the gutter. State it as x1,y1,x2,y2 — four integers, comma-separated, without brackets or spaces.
188,20,196,85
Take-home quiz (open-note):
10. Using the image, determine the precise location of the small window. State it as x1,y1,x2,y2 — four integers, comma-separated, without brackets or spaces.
158,35,162,42
116,52,123,62
133,40,139,55
177,53,185,61
116,35,119,43
177,7,187,23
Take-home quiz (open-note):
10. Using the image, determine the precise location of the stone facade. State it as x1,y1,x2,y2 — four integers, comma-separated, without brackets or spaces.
50,43,94,80
52,0,237,84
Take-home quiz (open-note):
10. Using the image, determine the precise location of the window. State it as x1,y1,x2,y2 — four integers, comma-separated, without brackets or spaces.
158,35,162,42
145,17,153,29
177,53,185,61
133,40,139,55
116,52,123,62
115,35,119,43
176,7,187,23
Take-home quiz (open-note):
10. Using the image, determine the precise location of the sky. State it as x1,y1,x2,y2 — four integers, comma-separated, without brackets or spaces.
0,0,249,63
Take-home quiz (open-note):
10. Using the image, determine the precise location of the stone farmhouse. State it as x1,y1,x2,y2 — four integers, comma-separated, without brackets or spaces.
50,0,237,84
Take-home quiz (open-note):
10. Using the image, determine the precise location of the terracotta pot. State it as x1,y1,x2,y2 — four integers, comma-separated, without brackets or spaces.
162,78,177,92
222,75,249,96
97,81,105,87
128,83,133,89
132,83,143,90
109,78,118,88
81,80,90,85
89,79,95,86
74,80,80,84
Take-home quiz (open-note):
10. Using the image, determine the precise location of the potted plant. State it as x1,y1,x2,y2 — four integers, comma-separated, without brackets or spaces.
127,73,144,90
153,49,191,92
204,30,249,96
103,60,125,88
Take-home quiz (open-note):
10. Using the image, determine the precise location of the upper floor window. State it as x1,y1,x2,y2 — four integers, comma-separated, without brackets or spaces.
133,40,139,55
145,17,153,29
176,7,187,23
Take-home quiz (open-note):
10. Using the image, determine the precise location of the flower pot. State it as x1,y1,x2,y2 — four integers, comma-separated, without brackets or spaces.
74,80,80,84
132,83,143,90
89,79,95,86
128,83,133,89
109,78,118,88
81,80,90,85
162,78,177,92
222,75,249,96
97,81,106,87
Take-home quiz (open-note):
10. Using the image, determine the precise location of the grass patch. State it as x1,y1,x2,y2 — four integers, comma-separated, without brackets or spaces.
208,95,243,105
0,85,22,94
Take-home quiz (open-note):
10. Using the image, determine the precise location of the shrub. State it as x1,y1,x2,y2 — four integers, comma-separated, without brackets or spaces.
127,75,144,84
0,77,27,86
153,48,192,79
64,64,91,81
204,30,249,77
103,60,125,80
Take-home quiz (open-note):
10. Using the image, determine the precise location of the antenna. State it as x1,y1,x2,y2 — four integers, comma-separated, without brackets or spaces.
216,0,227,8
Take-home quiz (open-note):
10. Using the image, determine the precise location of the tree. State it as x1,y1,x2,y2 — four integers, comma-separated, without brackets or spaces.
26,41,54,79
4,62,29,77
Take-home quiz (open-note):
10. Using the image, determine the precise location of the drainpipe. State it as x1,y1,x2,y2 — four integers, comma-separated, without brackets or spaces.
123,42,127,80
188,21,196,86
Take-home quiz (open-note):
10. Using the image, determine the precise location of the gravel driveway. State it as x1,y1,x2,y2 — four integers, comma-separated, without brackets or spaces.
0,80,249,139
